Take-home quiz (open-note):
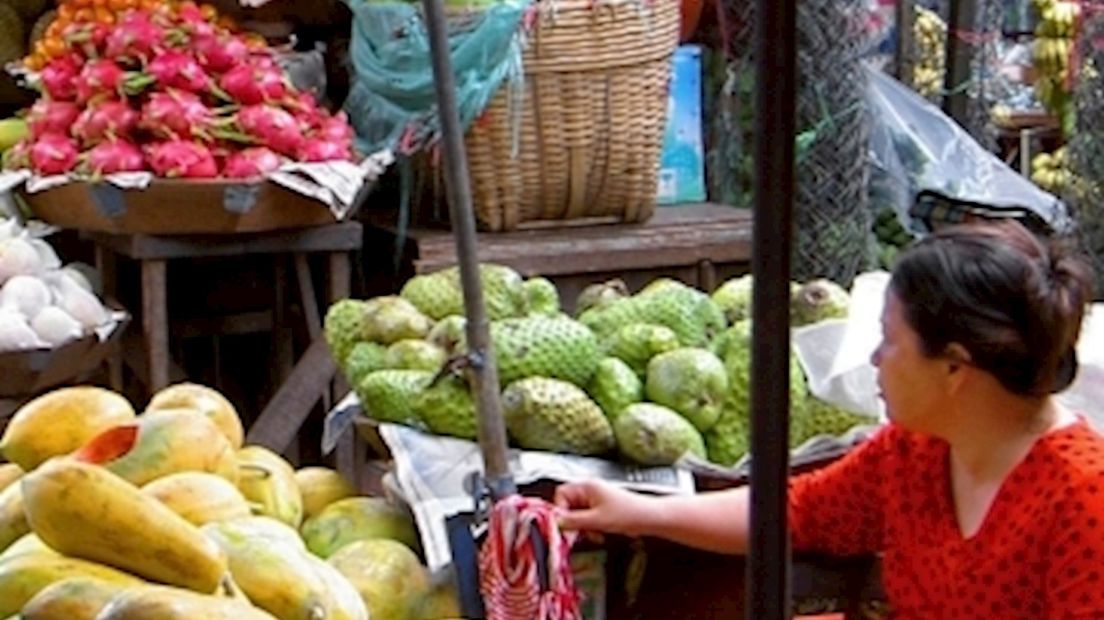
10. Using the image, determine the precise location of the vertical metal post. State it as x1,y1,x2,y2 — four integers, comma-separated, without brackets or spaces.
943,0,979,124
897,0,916,84
748,0,796,618
421,0,515,498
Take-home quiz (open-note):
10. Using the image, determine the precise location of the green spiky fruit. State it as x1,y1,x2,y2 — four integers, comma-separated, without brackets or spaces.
645,348,728,431
488,315,600,387
604,323,681,377
523,277,560,316
791,279,850,327
343,342,388,386
412,376,478,440
637,278,684,296
574,279,629,316
363,296,434,344
614,403,705,465
704,397,751,466
711,275,754,324
400,264,528,321
502,378,614,455
790,398,877,448
587,357,643,422
325,299,372,365
384,340,447,372
356,370,432,427
580,283,726,347
426,315,467,356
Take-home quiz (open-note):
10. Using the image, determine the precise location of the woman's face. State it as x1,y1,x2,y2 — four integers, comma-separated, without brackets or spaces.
870,291,951,432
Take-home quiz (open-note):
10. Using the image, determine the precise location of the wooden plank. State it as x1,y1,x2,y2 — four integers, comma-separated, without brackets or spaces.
943,0,977,125
141,259,169,391
247,337,336,453
174,311,274,339
121,330,187,388
85,222,364,260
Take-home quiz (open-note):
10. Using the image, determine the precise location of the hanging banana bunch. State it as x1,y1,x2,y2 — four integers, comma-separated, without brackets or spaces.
1031,146,1076,193
1033,0,1080,130
913,6,947,100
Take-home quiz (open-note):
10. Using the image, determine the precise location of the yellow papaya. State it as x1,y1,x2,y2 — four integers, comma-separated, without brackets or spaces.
416,573,463,620
203,518,366,620
295,467,356,521
73,409,238,487
0,464,21,493
301,497,419,559
0,553,142,617
328,539,430,620
146,383,244,449
236,447,303,528
303,552,369,620
95,585,278,620
0,387,135,471
20,576,134,620
21,459,228,593
0,483,28,554
0,533,55,564
204,515,306,550
141,472,251,527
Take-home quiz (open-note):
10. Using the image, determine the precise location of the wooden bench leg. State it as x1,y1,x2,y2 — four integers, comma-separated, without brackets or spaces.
96,246,124,392
141,259,169,392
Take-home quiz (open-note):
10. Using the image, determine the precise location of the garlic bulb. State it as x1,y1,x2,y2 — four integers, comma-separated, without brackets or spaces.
0,308,47,353
29,239,61,272
0,275,52,320
50,272,107,330
31,306,83,347
0,238,42,284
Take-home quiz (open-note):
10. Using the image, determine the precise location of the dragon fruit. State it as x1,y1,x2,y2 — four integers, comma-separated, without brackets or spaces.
146,140,218,178
40,55,81,101
105,12,166,62
174,2,217,39
73,101,140,145
140,90,216,140
76,59,129,104
63,21,112,60
314,113,355,145
30,134,79,176
2,140,31,170
83,139,146,175
147,51,213,93
27,100,81,139
297,138,352,163
222,147,283,179
219,58,288,105
235,104,303,156
194,34,250,74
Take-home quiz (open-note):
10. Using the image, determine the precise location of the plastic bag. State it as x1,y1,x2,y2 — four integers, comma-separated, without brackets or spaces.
864,65,1072,235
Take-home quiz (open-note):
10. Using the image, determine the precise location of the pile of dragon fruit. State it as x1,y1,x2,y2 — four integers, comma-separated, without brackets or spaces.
1,3,357,179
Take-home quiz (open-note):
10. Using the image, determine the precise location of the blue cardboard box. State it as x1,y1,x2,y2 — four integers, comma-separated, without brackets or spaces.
657,45,706,205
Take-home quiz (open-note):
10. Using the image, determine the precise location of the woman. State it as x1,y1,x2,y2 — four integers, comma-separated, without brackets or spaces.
555,221,1102,618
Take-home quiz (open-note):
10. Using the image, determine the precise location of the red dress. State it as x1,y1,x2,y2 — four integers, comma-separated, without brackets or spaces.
789,418,1104,619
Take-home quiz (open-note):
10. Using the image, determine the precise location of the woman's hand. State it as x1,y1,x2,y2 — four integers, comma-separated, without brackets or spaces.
553,479,660,538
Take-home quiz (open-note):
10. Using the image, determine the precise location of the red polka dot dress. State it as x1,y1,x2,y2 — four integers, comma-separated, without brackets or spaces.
789,418,1104,619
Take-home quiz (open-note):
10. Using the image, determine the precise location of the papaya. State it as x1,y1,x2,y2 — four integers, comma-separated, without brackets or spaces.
94,585,279,620
204,516,306,550
20,576,134,620
417,573,463,620
0,387,135,471
303,552,369,620
0,533,54,563
0,464,21,492
236,447,303,528
203,518,366,620
0,553,142,618
73,409,238,486
141,472,251,526
21,459,228,593
0,483,28,554
328,539,430,620
295,467,356,521
146,383,244,449
301,497,419,559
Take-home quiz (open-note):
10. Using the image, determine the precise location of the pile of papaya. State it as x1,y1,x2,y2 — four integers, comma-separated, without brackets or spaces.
0,383,461,620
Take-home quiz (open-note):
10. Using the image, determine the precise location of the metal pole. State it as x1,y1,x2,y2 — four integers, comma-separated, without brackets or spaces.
897,0,916,85
422,0,515,499
943,0,978,124
748,0,796,617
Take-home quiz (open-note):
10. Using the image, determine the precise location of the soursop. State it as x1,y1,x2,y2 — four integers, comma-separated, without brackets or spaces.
426,315,467,356
363,296,433,344
324,299,372,365
791,279,850,326
645,348,728,431
412,375,478,440
790,397,876,448
604,323,681,377
488,315,600,387
711,275,754,324
704,397,751,466
400,264,527,321
580,283,726,347
587,357,643,422
614,403,706,465
637,277,685,296
357,369,432,427
574,279,629,316
524,277,560,316
343,342,388,386
502,377,614,455
384,339,447,372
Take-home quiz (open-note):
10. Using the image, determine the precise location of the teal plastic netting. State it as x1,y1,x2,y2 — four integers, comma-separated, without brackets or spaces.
342,0,529,156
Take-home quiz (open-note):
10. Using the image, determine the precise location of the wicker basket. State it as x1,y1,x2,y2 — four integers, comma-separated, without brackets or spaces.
424,0,680,231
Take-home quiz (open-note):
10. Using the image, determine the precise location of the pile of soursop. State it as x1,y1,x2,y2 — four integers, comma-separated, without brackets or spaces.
325,264,876,468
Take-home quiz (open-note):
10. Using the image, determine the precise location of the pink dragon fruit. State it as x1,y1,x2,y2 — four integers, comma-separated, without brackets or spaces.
222,147,283,179
105,12,166,62
63,21,112,60
174,3,216,39
314,113,355,145
1,140,31,170
140,90,216,140
297,138,352,163
40,55,81,101
73,101,140,145
146,140,218,178
235,104,303,156
219,58,288,105
83,139,146,175
147,51,213,93
29,134,79,176
75,59,128,104
27,100,81,139
194,34,250,74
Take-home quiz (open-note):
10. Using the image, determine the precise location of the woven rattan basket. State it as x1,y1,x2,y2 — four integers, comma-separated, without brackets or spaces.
424,0,680,231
